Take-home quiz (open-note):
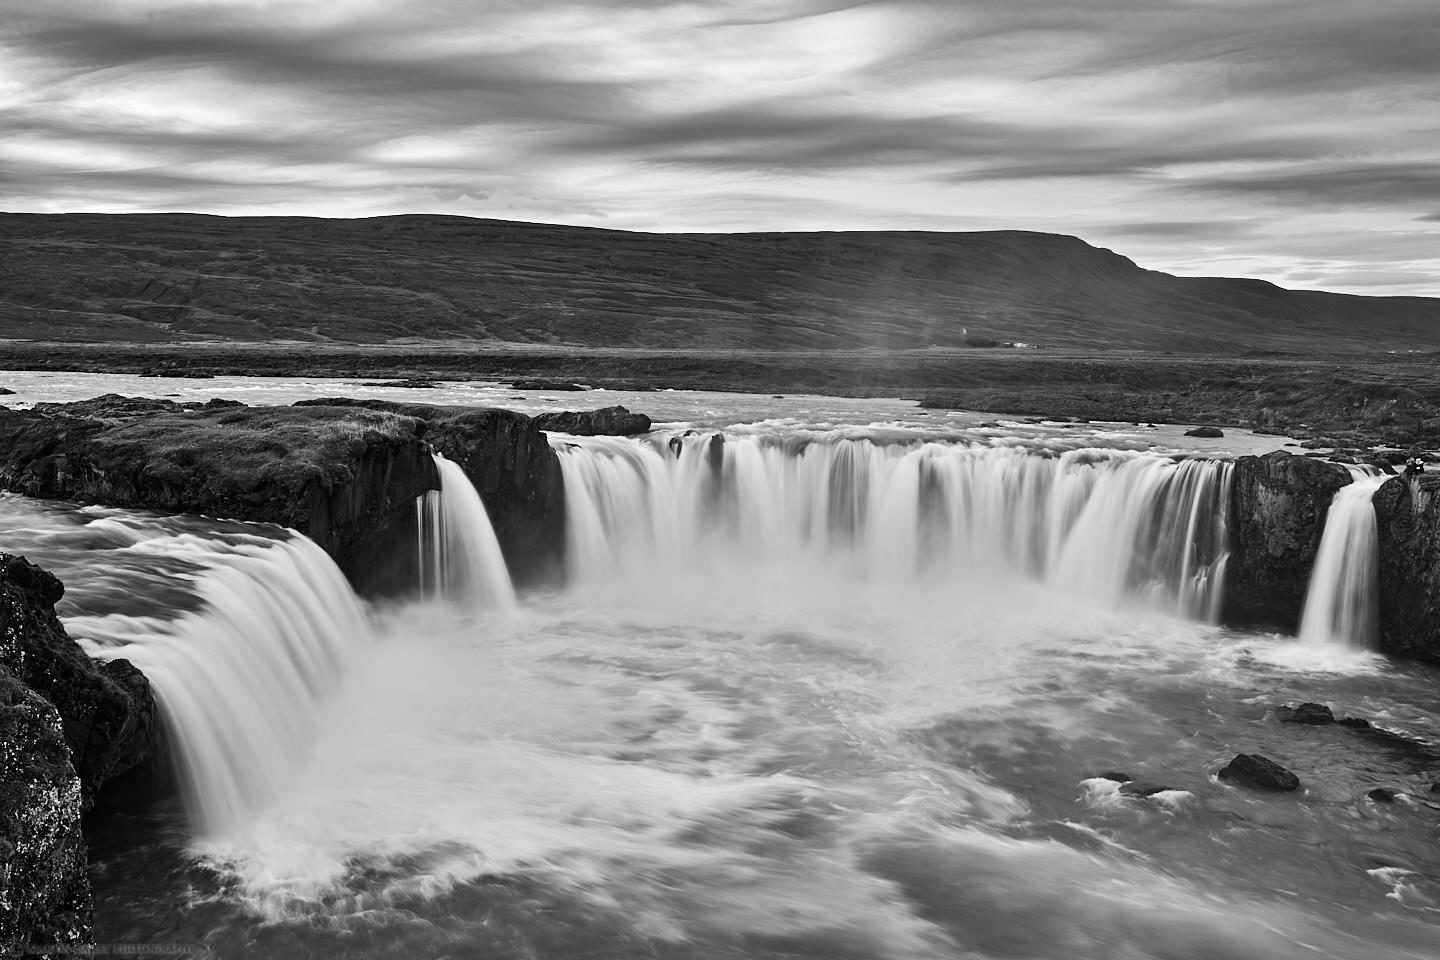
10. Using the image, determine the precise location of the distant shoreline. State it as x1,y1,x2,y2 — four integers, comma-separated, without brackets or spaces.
0,341,1435,450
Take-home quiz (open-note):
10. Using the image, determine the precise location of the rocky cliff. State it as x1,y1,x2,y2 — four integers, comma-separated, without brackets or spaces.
0,396,572,594
0,555,161,947
1221,451,1351,632
289,399,567,587
1373,474,1440,662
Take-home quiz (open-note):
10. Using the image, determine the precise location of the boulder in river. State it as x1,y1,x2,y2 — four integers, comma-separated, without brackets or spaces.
1217,753,1301,791
1184,426,1224,438
1276,702,1335,725
532,406,651,436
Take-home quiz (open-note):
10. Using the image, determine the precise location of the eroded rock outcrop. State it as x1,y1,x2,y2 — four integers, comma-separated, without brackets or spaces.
292,399,567,586
1373,473,1440,662
0,675,91,946
0,396,569,593
0,556,156,805
0,555,159,946
0,397,436,589
532,405,651,436
1221,451,1350,632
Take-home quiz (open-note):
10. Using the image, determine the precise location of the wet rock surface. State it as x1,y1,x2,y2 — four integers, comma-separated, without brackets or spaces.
0,556,154,946
1373,472,1440,662
532,405,652,436
1221,451,1350,632
1217,753,1301,791
0,396,570,594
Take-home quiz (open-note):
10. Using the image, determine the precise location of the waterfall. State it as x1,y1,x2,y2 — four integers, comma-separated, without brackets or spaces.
416,453,517,610
1297,474,1387,649
89,533,370,838
557,433,1232,621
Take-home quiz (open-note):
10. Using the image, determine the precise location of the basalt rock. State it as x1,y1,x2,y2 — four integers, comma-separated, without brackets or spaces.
1276,702,1335,725
0,556,162,946
291,399,567,587
1221,451,1350,632
1217,753,1300,792
0,556,157,805
1184,426,1224,438
0,674,92,946
1373,473,1440,662
532,406,651,436
0,398,438,595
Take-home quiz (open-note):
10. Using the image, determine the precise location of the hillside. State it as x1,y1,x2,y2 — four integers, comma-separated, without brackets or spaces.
1,213,1436,353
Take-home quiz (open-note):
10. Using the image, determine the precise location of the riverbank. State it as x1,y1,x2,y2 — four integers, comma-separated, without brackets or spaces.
1,342,1437,449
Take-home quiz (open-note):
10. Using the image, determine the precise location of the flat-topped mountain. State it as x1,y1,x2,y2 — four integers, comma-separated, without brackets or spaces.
1,213,1436,353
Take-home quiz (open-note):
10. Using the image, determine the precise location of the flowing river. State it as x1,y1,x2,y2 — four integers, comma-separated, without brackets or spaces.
2,375,1438,959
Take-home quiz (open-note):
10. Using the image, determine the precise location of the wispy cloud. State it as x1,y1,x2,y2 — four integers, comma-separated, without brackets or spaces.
1,0,1437,295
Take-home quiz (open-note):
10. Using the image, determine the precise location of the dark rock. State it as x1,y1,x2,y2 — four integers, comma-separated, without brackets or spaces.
1094,771,1133,783
292,399,567,588
0,394,571,593
0,388,14,396
1221,452,1351,632
1337,716,1373,729
512,379,588,391
1374,473,1440,662
1184,426,1224,438
1367,788,1400,803
182,397,246,410
1217,753,1301,791
1119,781,1176,797
1277,702,1335,725
532,406,651,436
0,555,157,805
360,379,438,389
0,673,92,946
0,556,162,945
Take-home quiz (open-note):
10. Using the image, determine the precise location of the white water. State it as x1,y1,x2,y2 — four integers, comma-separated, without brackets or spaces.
88,533,371,837
1297,474,1389,650
5,425,1424,958
559,433,1232,622
416,453,517,611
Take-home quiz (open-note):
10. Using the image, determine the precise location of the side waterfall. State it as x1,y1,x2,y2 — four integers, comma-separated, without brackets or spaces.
1297,474,1388,649
90,533,370,837
416,453,517,610
557,434,1233,621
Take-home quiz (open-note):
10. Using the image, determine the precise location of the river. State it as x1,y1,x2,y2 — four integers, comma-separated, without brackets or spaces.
3,375,1438,959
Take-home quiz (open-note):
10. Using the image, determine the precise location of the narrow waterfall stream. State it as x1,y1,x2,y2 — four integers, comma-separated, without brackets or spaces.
416,452,518,610
1297,474,1388,650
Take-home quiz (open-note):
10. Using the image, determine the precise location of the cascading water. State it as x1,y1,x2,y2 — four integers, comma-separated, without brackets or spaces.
16,412,1425,960
87,532,371,837
1297,474,1388,649
416,453,517,610
558,433,1233,621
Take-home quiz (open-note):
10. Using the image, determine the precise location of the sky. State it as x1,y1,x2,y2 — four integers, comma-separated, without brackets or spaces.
2,0,1438,297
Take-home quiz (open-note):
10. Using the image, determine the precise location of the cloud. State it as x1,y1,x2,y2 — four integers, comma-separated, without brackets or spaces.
1189,163,1440,209
0,0,1437,296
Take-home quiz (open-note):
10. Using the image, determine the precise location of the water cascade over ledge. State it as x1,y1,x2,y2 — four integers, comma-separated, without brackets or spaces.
88,532,371,837
557,433,1234,622
416,453,517,610
1297,473,1388,649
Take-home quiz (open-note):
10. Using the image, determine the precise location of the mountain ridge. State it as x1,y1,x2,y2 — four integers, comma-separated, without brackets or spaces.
1,212,1435,353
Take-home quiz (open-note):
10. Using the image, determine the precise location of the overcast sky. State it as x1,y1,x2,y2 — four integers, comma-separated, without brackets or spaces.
3,0,1437,295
